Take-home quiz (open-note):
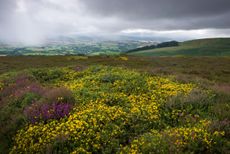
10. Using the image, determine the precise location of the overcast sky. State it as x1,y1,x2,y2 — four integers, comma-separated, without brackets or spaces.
0,0,230,45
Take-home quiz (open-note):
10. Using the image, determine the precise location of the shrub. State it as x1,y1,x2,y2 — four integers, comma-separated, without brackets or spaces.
0,74,44,153
100,73,122,83
161,88,216,127
11,66,195,153
73,65,88,72
121,121,224,154
0,74,44,104
6,66,228,154
24,102,73,123
43,87,75,104
210,119,230,138
30,68,65,83
210,101,230,121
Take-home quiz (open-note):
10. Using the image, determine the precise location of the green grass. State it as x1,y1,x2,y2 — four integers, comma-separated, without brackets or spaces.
128,38,230,56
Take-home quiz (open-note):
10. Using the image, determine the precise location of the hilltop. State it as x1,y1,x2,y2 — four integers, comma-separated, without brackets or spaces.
127,38,230,56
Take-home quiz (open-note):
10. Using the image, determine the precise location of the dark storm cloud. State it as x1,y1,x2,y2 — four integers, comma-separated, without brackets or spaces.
0,0,230,44
83,0,230,29
84,0,230,17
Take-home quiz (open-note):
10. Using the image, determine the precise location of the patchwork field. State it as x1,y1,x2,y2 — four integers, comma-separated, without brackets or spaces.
0,56,230,153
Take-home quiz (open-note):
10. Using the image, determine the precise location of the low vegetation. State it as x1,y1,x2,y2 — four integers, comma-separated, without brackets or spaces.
0,56,230,153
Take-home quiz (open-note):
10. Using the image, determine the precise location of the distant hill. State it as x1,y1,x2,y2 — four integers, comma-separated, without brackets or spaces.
127,38,230,56
126,41,179,53
0,40,156,56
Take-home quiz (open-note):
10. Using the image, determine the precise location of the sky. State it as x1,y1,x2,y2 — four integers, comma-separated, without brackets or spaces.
0,0,230,45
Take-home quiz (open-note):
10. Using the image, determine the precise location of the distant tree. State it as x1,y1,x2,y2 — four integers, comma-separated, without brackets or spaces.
126,41,179,53
156,41,179,48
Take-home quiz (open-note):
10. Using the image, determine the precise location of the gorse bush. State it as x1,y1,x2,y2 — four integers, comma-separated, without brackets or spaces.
43,87,75,104
0,73,76,152
6,65,226,153
30,68,66,83
0,65,228,153
121,120,224,154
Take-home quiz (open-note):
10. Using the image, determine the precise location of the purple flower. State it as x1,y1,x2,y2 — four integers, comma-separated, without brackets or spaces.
24,102,72,123
14,83,44,98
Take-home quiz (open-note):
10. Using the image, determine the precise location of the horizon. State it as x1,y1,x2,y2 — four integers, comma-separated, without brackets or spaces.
0,0,230,45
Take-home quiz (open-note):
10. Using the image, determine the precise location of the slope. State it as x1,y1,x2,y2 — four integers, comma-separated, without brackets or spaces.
128,38,230,56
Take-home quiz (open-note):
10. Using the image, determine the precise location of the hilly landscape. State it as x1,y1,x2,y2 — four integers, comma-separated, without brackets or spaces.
0,38,156,56
2,38,230,57
128,38,230,56
0,38,230,153
1,38,230,153
1,0,230,154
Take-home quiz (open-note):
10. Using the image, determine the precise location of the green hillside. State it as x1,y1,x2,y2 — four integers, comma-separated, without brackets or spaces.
128,38,230,56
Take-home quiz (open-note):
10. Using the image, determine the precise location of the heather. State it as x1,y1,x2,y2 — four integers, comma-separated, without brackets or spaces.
24,102,72,123
0,62,229,153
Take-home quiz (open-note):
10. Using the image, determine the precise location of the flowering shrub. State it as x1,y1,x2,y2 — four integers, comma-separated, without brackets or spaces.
30,68,65,83
0,74,44,100
0,81,3,91
8,66,227,153
24,102,72,123
0,74,46,153
43,87,75,104
119,56,128,61
121,120,224,153
22,87,75,123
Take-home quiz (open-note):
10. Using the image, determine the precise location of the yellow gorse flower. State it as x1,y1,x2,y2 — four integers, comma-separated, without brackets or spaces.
11,65,221,154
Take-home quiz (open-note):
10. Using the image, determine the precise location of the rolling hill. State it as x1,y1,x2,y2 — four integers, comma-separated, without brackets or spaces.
0,37,156,56
127,38,230,56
